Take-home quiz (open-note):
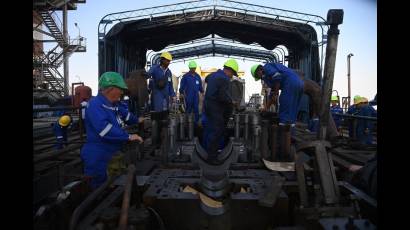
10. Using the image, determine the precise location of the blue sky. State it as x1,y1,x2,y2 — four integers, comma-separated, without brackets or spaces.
56,0,376,101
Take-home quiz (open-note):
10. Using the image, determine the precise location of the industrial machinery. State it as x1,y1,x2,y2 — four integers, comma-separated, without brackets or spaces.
34,1,377,229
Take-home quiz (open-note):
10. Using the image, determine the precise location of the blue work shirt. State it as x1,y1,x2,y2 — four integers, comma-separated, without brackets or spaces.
147,64,176,112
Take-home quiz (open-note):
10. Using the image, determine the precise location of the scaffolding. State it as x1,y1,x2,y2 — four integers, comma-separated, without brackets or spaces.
33,0,86,101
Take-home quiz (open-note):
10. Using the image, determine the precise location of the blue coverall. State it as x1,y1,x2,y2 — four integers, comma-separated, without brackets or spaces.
54,119,71,149
357,105,377,145
179,72,204,124
203,69,233,158
261,63,304,124
147,64,176,112
346,105,360,138
80,93,138,189
201,107,224,150
330,105,344,128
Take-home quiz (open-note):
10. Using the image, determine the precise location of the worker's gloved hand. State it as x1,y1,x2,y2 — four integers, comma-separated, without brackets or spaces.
129,134,143,143
107,153,126,177
138,117,145,124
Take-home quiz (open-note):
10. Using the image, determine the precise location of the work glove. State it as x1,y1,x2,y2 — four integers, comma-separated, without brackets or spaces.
107,153,126,177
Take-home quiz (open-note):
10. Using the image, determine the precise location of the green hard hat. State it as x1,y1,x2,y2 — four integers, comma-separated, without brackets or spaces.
251,64,261,80
331,95,339,101
99,72,128,90
353,95,361,104
223,58,239,75
188,61,197,69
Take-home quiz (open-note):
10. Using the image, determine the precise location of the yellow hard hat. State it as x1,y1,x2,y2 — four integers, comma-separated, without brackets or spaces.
58,115,71,127
331,95,339,101
160,52,173,61
360,97,369,104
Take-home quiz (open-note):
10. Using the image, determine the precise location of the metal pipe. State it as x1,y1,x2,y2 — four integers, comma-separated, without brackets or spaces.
69,177,114,230
279,125,291,161
118,165,136,230
318,10,344,140
188,113,194,140
169,117,177,150
33,106,84,112
253,125,261,159
179,114,185,140
63,3,69,96
271,124,278,161
243,114,249,140
234,113,240,139
333,113,377,121
151,119,158,147
347,53,353,106
260,120,269,159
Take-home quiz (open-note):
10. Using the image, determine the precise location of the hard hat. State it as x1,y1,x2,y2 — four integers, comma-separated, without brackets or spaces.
99,72,128,90
160,52,173,61
188,61,197,69
250,64,262,80
331,95,339,101
59,115,71,127
360,97,369,103
223,58,239,76
353,95,361,105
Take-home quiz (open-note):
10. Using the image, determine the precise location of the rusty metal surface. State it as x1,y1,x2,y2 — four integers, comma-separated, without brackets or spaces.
118,165,136,230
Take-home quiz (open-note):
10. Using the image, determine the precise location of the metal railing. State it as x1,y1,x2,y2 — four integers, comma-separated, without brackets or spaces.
98,0,328,59
99,0,327,37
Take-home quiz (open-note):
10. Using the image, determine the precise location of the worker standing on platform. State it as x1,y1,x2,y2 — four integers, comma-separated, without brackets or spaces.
251,62,339,138
203,59,237,164
54,114,72,149
179,60,204,124
146,52,176,148
80,72,143,189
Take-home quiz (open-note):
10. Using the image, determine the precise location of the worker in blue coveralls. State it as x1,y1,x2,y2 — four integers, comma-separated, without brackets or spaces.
179,60,204,125
146,51,176,148
346,95,362,138
54,114,72,149
355,97,377,145
250,63,338,159
203,59,238,164
80,72,143,189
330,95,344,133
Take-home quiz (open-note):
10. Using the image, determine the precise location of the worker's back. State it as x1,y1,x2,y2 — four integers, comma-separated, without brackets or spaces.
204,69,232,105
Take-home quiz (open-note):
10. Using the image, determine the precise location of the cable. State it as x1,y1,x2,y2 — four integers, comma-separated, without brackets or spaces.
147,207,166,230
